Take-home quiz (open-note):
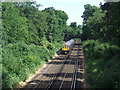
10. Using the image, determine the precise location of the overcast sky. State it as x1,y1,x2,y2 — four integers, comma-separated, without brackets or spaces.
36,0,105,25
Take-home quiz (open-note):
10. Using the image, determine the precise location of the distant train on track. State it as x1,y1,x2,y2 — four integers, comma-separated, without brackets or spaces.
62,39,75,54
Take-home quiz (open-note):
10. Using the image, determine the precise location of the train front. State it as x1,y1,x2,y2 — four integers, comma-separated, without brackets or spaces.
62,45,69,54
61,39,75,54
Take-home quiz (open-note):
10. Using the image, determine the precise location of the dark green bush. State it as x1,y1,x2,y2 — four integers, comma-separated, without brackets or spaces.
83,40,120,88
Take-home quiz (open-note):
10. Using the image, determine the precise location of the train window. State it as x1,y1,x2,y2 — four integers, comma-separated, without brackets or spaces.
66,45,68,48
62,45,69,49
66,45,68,49
65,45,67,48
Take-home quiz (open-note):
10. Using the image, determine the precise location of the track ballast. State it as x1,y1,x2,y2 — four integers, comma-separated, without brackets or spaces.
21,44,85,90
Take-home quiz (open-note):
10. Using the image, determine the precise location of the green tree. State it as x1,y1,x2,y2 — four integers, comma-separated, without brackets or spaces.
15,2,49,45
2,2,29,44
81,4,105,41
85,9,106,40
43,7,68,42
101,2,120,46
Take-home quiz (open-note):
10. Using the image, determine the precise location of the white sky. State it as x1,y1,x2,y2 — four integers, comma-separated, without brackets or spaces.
36,0,105,25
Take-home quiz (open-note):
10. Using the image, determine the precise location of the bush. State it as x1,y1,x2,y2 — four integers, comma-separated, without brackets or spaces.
2,41,61,88
83,40,120,88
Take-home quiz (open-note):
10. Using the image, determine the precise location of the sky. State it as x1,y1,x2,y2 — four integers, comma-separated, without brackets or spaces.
36,0,105,25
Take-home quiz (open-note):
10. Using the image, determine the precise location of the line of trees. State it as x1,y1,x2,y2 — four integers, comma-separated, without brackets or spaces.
82,2,120,88
2,2,82,89
81,2,120,47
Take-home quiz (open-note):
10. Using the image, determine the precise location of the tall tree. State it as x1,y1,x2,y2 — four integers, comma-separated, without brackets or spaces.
43,7,68,42
2,2,29,44
81,4,105,40
101,2,120,46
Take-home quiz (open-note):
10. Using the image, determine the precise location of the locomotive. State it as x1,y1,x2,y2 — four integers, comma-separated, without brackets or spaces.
62,39,75,54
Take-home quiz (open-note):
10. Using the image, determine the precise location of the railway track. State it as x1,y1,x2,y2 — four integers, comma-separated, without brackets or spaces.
21,44,85,89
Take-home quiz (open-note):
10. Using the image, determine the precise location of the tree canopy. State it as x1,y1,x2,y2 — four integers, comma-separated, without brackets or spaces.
81,2,120,88
81,3,120,47
2,2,82,89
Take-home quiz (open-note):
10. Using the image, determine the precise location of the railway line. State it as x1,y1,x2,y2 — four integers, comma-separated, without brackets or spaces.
21,43,85,89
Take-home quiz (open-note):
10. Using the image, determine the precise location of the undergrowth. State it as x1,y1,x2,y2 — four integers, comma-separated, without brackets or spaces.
2,41,62,89
83,40,120,88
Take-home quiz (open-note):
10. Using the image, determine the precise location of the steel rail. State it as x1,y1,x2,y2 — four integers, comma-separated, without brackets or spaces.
58,56,73,90
70,45,80,90
45,59,67,90
73,45,80,89
58,45,80,90
33,45,80,90
45,50,73,90
32,55,67,90
71,58,78,90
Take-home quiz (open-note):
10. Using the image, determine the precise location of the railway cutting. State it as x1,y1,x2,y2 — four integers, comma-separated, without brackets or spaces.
20,41,85,89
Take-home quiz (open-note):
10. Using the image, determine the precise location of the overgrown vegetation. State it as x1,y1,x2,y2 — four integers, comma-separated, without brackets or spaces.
2,2,81,89
83,40,120,88
2,1,119,89
81,3,120,46
2,41,61,88
82,2,120,88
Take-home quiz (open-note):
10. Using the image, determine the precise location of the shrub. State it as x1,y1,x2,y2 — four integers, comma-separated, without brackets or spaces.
83,40,120,88
2,41,62,88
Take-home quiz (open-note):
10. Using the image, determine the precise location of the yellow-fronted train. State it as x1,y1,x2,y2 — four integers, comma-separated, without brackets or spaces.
62,39,75,54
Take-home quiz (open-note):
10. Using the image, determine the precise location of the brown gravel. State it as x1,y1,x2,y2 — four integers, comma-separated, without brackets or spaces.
17,43,86,89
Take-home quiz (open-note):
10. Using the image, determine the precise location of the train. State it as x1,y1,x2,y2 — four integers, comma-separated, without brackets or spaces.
62,39,75,54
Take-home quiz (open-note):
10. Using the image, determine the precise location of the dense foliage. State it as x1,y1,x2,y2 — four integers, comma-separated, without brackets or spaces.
3,1,120,89
83,40,120,88
101,2,120,46
81,3,120,47
82,2,120,88
2,2,81,89
81,4,106,41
